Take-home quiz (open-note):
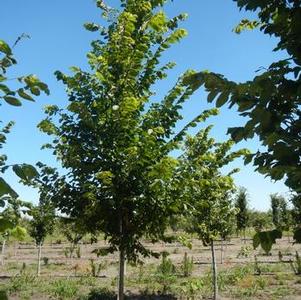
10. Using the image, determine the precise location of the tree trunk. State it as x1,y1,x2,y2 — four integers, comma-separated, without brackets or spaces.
118,248,125,300
1,240,6,266
37,243,42,276
211,240,218,300
13,242,16,257
224,239,228,262
220,239,223,264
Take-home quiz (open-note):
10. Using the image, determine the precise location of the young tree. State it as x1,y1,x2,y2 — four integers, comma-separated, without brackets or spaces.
270,194,290,231
28,202,55,276
271,194,282,229
59,218,85,261
291,194,301,243
0,197,28,265
178,127,247,300
38,1,210,298
235,187,249,242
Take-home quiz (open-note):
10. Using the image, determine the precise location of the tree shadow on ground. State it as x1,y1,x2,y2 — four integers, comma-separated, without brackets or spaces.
82,289,177,300
0,291,8,300
126,296,177,300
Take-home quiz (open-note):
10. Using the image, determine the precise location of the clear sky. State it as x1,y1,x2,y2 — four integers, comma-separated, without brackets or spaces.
1,0,290,210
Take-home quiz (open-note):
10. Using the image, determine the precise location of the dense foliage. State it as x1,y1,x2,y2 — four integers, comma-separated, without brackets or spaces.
38,0,212,264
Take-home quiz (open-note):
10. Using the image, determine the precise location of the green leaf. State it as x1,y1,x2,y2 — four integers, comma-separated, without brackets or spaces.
227,127,245,142
84,23,100,32
0,40,12,55
216,91,229,107
17,89,34,101
30,87,40,96
207,90,219,103
0,198,5,208
0,84,11,94
10,226,27,240
0,177,18,198
149,11,167,32
293,228,301,244
12,164,39,181
253,232,261,249
92,247,114,257
3,96,22,106
0,218,14,233
253,229,282,254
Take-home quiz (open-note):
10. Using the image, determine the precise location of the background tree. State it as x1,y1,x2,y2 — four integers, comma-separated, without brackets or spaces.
248,210,273,232
270,194,290,231
37,1,210,298
28,202,55,276
280,197,292,240
291,194,301,242
235,187,249,242
0,196,28,265
59,218,85,261
271,194,283,229
178,127,247,300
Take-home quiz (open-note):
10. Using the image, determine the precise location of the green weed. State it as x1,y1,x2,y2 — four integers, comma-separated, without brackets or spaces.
180,252,194,277
50,279,79,299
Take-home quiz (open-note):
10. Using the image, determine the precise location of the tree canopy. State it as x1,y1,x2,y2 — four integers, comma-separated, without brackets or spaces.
235,187,249,234
187,0,301,194
38,0,217,264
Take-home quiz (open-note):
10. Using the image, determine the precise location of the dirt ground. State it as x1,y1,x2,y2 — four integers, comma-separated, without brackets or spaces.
0,235,301,299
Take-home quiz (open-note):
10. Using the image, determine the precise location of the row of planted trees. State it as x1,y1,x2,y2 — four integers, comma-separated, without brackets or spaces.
1,0,301,299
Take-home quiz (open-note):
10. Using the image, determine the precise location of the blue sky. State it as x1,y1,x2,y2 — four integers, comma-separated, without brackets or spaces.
1,0,290,210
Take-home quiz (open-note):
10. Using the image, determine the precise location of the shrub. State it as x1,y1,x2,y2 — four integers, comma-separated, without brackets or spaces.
155,252,177,294
89,259,107,277
237,246,252,258
43,257,49,266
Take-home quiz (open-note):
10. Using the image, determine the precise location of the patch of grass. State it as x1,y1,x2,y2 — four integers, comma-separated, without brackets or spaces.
218,263,254,290
269,286,292,299
8,272,37,293
259,262,291,273
50,278,79,299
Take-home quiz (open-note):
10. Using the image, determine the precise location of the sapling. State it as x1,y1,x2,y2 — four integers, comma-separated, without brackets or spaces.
235,187,249,243
28,202,55,276
179,129,247,300
0,197,29,265
36,0,222,298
